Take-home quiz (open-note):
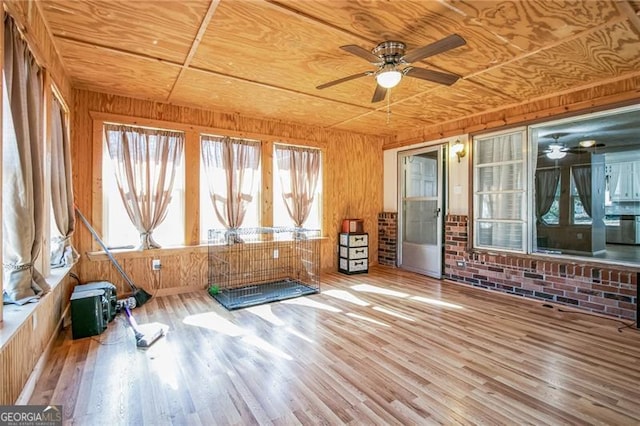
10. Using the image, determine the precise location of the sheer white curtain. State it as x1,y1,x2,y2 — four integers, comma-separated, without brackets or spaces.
201,135,261,232
103,124,184,249
274,145,321,228
2,15,49,304
50,96,78,267
475,131,525,251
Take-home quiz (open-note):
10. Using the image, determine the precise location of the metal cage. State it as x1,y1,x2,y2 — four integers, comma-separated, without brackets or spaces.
208,227,321,310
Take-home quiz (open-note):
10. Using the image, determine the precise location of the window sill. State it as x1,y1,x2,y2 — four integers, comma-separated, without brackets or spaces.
0,266,72,350
86,237,329,261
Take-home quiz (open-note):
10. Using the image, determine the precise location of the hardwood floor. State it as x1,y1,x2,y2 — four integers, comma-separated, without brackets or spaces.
30,266,640,425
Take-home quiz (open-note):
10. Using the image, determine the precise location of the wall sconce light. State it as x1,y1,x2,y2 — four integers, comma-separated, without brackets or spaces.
451,139,466,163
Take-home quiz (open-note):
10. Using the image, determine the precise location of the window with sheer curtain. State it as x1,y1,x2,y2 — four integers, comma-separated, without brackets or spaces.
102,124,185,249
273,144,322,230
473,128,527,252
199,134,261,242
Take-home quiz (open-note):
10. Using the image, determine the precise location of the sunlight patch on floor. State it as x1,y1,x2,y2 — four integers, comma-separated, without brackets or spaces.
146,339,180,390
351,284,409,298
346,312,391,327
246,304,286,326
281,297,342,312
183,311,292,360
285,327,314,343
324,289,370,306
373,306,415,321
410,296,463,309
183,312,245,336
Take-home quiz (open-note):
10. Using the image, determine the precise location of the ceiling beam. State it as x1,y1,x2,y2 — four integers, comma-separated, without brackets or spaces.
167,0,221,102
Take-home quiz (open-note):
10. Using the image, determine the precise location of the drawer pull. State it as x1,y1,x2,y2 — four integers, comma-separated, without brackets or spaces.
355,249,364,254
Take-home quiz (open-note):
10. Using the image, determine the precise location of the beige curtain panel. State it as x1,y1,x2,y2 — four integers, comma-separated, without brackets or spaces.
104,124,184,250
275,145,321,227
201,135,261,231
50,96,78,267
2,15,49,304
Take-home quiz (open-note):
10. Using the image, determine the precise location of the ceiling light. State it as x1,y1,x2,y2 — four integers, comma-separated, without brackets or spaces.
546,145,567,159
376,69,402,88
579,139,596,147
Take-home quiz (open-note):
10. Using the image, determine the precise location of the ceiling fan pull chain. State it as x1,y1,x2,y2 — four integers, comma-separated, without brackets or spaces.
386,88,391,124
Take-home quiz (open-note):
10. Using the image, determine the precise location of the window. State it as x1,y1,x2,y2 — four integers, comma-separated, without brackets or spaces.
273,144,322,230
102,124,185,249
199,134,261,243
473,104,640,263
473,129,527,252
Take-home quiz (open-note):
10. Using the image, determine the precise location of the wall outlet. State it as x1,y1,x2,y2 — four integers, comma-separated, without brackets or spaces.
576,233,583,240
456,260,466,267
152,259,161,270
273,249,279,259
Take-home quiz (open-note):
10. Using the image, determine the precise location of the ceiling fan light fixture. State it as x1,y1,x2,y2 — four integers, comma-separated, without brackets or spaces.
579,139,596,147
376,69,402,88
546,145,567,159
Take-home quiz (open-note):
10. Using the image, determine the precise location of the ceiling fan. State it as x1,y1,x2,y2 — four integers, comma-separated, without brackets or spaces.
542,134,570,159
316,34,466,103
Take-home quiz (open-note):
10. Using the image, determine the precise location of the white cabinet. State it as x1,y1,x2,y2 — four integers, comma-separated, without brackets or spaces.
609,161,640,201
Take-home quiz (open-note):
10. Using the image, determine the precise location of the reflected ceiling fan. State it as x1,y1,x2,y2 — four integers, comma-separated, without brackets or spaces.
316,34,466,103
541,134,606,159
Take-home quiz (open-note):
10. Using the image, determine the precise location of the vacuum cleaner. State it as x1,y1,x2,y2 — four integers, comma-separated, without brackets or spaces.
75,206,153,307
123,306,165,347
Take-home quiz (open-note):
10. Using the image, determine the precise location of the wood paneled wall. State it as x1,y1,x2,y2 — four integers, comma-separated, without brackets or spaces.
0,272,75,404
4,0,72,101
391,74,640,148
72,89,386,293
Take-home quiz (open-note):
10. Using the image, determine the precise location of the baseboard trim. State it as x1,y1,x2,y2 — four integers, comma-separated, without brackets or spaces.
155,284,205,297
15,304,70,405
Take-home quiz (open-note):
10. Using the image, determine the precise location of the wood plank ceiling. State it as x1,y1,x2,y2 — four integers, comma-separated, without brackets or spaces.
39,0,640,137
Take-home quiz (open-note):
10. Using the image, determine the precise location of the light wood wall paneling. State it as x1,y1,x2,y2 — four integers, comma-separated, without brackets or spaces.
184,131,200,245
0,271,75,404
4,0,72,103
73,90,386,293
391,74,640,149
261,139,273,228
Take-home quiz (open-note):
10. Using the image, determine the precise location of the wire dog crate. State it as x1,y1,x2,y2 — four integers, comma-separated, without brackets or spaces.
208,227,321,310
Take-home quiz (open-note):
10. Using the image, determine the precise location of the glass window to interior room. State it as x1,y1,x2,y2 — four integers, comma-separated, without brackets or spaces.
530,104,640,262
472,128,527,252
102,124,185,249
273,144,322,231
199,135,261,243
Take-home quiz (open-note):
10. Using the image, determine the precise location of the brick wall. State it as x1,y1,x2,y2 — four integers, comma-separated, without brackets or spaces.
444,215,638,320
378,212,397,266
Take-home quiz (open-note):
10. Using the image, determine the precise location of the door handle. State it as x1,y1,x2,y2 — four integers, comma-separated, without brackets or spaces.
434,207,441,218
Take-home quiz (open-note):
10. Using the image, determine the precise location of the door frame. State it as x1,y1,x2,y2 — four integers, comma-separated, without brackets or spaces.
396,143,448,277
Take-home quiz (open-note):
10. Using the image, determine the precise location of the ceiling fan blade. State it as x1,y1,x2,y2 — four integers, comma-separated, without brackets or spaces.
316,71,370,90
340,45,383,64
401,34,466,64
371,84,387,103
404,67,460,86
